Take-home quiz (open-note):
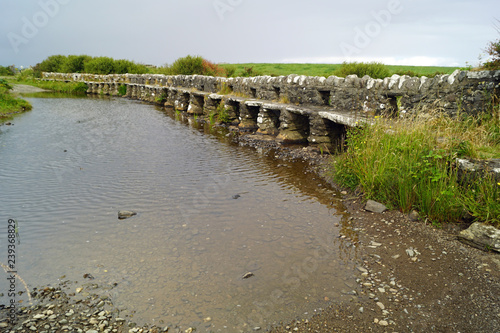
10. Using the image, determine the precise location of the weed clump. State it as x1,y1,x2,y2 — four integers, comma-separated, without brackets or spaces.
333,62,392,79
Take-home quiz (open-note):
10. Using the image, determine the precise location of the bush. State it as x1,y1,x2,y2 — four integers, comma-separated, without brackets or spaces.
483,38,500,70
83,57,116,75
201,59,226,77
35,55,68,74
333,62,391,79
113,59,148,74
60,55,91,73
118,84,127,96
168,55,204,75
0,79,13,90
0,66,15,76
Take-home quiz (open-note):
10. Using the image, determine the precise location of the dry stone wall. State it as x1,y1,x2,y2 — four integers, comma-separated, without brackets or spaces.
42,70,500,148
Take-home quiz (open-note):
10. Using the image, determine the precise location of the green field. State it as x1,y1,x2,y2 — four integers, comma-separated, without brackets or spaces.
219,63,460,78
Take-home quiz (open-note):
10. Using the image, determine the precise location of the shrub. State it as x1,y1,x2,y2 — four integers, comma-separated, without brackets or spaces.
60,55,91,73
0,66,15,76
216,102,230,123
240,66,262,77
0,79,13,90
113,59,148,74
118,84,127,96
84,56,116,75
35,55,68,74
201,59,226,77
483,38,500,70
224,65,237,77
333,62,391,79
168,55,204,75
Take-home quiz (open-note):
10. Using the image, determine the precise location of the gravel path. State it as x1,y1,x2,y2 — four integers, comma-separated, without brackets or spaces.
11,84,49,94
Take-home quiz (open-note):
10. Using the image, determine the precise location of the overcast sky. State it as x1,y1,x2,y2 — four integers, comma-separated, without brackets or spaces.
1,0,499,68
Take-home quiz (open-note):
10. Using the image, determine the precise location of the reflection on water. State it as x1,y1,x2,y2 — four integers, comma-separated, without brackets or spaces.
0,96,359,331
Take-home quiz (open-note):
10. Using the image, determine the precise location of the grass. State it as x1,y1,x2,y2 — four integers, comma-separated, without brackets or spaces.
216,102,231,123
14,78,88,94
0,79,32,117
330,106,500,227
219,63,459,78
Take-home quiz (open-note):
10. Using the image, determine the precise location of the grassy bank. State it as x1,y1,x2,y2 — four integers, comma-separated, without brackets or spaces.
219,63,459,78
14,78,88,94
0,79,32,117
330,109,500,228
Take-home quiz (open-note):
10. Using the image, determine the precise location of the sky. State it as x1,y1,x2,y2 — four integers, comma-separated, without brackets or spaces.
1,0,499,68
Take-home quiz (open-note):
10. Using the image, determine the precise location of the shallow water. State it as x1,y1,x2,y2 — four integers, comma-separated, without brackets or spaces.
0,96,359,331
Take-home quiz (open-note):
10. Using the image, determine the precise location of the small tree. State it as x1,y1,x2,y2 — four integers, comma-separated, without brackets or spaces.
33,55,68,76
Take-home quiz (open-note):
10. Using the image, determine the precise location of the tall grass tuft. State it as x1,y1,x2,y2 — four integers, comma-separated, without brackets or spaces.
333,62,392,79
331,110,500,227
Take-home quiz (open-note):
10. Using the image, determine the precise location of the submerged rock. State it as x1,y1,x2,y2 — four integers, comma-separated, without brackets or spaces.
458,222,500,253
118,210,137,219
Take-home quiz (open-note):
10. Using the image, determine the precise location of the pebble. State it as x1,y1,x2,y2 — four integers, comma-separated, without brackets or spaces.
376,302,385,310
0,280,166,333
379,320,389,326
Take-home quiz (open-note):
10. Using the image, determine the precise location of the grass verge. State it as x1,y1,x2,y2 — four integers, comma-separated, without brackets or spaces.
14,78,88,94
0,80,32,117
330,110,500,228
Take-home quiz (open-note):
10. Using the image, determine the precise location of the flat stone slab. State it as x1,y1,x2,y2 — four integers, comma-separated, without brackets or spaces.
458,222,500,252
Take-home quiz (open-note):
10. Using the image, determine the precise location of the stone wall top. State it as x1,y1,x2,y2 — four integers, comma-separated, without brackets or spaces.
42,70,500,117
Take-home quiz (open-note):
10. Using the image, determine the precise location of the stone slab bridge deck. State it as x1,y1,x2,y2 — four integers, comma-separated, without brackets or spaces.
42,70,500,148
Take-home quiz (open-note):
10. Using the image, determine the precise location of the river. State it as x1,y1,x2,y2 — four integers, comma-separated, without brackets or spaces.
0,95,359,331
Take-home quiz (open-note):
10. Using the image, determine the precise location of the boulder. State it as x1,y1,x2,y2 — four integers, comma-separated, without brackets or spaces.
456,158,500,184
458,222,500,253
364,200,387,213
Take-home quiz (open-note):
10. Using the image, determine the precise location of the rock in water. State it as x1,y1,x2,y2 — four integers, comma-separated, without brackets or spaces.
242,272,254,279
118,211,137,220
364,200,387,213
458,222,500,253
